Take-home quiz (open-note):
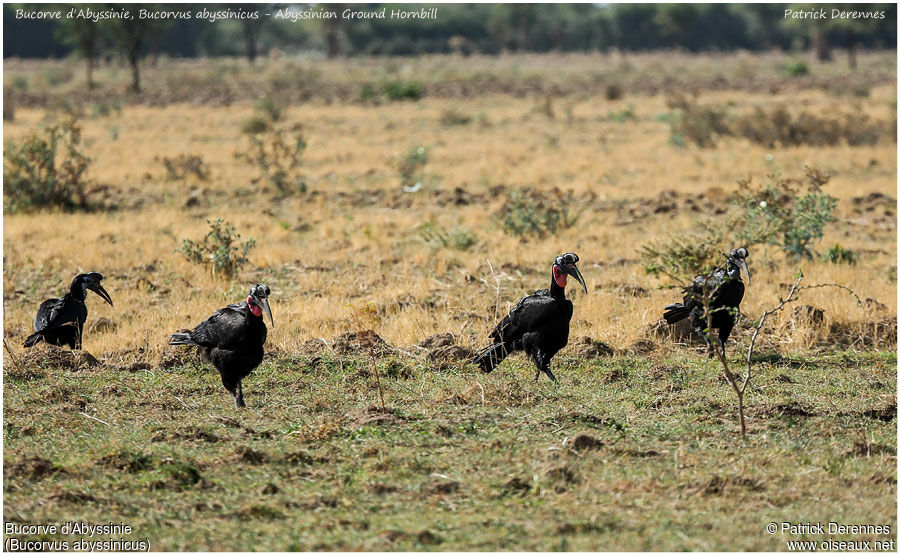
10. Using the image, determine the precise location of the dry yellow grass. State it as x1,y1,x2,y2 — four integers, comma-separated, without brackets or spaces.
3,82,896,363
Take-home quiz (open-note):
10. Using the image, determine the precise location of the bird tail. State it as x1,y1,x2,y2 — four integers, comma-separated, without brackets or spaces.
23,333,44,348
169,332,197,346
663,303,690,324
472,342,508,373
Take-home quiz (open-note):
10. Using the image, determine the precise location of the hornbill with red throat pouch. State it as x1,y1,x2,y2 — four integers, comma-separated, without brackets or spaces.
169,284,273,408
473,253,587,382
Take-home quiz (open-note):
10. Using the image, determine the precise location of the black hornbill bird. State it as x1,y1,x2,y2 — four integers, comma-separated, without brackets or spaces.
23,272,113,350
473,253,587,382
169,284,273,408
663,247,750,357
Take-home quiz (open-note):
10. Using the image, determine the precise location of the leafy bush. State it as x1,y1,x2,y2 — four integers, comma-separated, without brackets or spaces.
417,223,478,251
240,115,271,135
439,109,471,126
178,219,256,278
733,106,887,147
669,100,892,148
254,95,285,123
823,244,859,266
734,167,836,259
161,154,210,181
669,104,730,148
42,66,74,86
237,126,307,196
3,117,91,213
382,80,423,101
780,59,809,77
3,100,13,122
609,104,635,123
89,98,122,118
397,145,428,190
11,75,28,91
640,167,839,275
359,84,377,103
496,188,583,238
640,220,729,279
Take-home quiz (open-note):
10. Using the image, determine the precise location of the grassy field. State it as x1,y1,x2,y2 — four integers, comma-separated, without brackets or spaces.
3,51,897,550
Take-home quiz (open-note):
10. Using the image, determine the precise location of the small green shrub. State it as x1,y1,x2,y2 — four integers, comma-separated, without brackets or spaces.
397,145,428,190
161,154,210,181
669,104,730,148
89,98,123,118
3,99,14,122
254,95,285,123
781,58,809,77
382,80,423,101
609,104,635,123
237,126,307,196
733,106,888,147
640,166,839,275
240,115,271,135
640,220,729,279
823,244,859,266
734,167,836,259
3,117,91,213
439,109,471,126
178,219,256,278
359,84,376,103
417,223,478,251
11,75,28,91
42,66,74,86
496,188,583,238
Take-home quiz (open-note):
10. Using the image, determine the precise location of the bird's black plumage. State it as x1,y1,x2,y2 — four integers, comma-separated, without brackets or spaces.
663,247,749,356
473,253,587,382
23,272,113,349
169,284,273,408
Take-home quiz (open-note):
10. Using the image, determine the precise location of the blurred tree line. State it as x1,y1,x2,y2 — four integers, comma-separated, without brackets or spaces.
5,3,896,62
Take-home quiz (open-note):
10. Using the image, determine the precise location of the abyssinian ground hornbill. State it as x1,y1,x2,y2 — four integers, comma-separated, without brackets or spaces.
474,253,587,382
23,272,113,349
663,247,749,357
169,284,273,408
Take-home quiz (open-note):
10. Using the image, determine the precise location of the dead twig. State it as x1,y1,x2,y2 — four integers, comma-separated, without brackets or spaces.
79,412,112,427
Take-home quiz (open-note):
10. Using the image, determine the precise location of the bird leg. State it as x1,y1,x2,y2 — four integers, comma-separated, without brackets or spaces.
234,381,246,408
543,365,558,383
716,337,727,359
531,352,544,382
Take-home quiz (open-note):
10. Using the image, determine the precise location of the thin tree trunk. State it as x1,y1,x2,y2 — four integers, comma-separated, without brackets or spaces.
129,54,141,93
85,57,95,90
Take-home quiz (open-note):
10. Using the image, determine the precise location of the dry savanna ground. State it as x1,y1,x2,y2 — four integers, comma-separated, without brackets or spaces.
3,52,897,550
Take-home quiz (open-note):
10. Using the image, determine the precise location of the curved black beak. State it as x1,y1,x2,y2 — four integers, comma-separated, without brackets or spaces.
88,282,114,307
566,264,588,294
254,295,274,327
736,257,750,285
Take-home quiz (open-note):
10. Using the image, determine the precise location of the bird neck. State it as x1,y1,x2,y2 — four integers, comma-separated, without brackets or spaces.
725,260,741,280
247,296,263,318
69,279,87,301
549,278,566,299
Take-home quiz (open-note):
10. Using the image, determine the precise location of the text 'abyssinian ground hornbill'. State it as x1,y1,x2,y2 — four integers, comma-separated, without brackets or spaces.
663,247,750,357
474,253,587,382
169,284,273,408
23,272,114,350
